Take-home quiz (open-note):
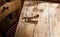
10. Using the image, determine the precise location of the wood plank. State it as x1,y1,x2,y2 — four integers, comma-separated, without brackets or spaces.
15,1,60,37
0,1,20,22
15,1,49,37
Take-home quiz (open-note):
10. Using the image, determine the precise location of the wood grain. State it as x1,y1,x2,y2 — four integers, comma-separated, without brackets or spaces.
15,1,60,37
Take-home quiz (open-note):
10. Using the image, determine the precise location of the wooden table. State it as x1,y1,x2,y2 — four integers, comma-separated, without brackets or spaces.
15,1,60,37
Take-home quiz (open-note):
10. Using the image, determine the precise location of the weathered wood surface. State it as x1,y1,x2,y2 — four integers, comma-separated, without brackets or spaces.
15,1,60,37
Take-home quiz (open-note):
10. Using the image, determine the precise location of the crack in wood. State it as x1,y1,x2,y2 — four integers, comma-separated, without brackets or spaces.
25,19,38,24
22,14,39,19
22,14,39,24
